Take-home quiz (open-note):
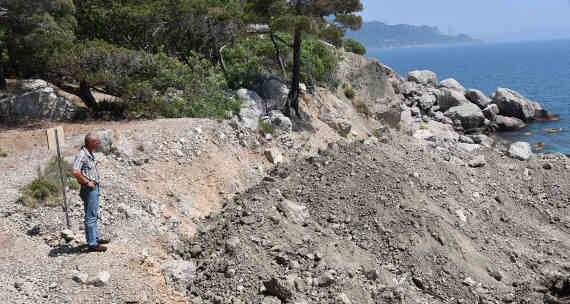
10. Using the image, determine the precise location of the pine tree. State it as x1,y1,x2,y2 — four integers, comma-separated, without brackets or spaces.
247,0,363,117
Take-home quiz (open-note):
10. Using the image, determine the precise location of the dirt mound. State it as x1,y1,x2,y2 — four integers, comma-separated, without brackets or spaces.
183,138,570,304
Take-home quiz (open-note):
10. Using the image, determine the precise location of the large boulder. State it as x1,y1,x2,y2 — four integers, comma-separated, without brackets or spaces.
482,104,500,121
237,89,265,129
494,115,526,131
258,78,289,112
0,79,87,121
445,103,486,131
437,88,471,112
491,88,536,121
260,111,293,136
439,78,465,91
415,88,441,111
465,89,492,109
408,70,438,86
508,142,533,161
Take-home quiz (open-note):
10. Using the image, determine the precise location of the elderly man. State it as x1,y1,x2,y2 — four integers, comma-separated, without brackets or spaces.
72,133,110,252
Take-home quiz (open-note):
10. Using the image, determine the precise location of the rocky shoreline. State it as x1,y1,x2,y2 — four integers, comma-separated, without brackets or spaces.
397,69,562,160
1,51,570,304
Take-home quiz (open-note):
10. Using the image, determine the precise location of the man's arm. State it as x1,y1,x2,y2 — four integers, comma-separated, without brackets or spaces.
72,154,95,189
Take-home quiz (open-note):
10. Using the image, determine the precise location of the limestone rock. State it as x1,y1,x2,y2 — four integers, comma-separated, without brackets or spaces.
482,104,500,121
261,111,293,136
437,88,471,112
237,89,265,129
439,78,465,91
508,142,533,161
465,89,492,109
265,148,284,164
492,88,536,121
94,129,118,155
61,229,75,242
0,80,87,121
495,115,526,131
408,70,438,86
258,78,289,112
444,103,486,130
263,278,293,300
468,155,486,168
88,271,110,287
161,260,196,295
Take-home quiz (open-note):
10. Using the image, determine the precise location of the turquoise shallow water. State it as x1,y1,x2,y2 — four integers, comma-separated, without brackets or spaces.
368,40,570,155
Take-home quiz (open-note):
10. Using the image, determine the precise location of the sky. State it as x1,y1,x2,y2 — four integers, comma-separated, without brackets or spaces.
359,0,570,42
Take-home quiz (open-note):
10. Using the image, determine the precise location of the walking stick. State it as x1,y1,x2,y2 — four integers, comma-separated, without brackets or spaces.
55,128,72,229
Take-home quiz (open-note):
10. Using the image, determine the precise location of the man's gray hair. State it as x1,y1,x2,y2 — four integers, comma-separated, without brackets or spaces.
85,132,99,146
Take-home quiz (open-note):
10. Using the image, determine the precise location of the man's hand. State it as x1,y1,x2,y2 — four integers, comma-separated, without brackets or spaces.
87,181,96,190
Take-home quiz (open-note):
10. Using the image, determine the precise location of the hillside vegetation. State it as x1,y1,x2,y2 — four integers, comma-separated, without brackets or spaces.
0,0,365,120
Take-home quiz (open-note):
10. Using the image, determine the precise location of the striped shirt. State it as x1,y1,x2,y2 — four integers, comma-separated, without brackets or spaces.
73,147,100,185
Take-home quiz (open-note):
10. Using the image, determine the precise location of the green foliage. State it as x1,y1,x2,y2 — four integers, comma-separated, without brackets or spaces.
343,84,355,99
344,38,366,55
222,38,280,89
0,151,7,157
298,39,338,87
20,156,79,208
51,40,239,119
338,128,349,138
2,0,77,77
356,103,370,116
258,118,275,136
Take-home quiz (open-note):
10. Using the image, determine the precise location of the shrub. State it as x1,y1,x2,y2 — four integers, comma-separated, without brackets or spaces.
343,84,355,99
19,156,79,208
298,38,339,87
344,39,366,55
258,119,275,136
356,103,370,116
51,41,239,120
0,151,7,158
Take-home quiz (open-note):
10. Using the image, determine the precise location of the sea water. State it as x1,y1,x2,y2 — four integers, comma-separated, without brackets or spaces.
369,40,570,155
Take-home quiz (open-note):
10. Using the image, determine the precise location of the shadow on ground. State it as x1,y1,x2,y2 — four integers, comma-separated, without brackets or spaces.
48,244,91,257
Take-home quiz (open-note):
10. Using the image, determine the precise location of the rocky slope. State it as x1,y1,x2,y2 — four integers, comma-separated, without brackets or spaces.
1,50,569,304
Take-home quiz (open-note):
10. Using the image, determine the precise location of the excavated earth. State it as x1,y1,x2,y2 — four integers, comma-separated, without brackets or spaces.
186,136,570,304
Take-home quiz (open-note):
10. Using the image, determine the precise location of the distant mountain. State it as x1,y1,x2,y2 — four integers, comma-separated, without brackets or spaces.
346,21,481,48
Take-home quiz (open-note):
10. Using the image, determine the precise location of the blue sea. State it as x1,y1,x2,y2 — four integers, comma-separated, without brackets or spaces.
368,40,570,155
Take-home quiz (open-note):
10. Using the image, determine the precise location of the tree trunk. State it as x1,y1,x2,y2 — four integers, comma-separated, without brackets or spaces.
0,62,6,90
79,80,97,109
288,29,302,118
270,32,287,79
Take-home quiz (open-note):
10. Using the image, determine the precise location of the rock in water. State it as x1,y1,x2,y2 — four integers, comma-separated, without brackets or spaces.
437,88,471,112
491,88,536,121
482,104,500,121
444,103,486,131
508,142,533,161
408,70,438,86
237,89,265,129
494,115,526,131
465,89,492,109
439,78,465,91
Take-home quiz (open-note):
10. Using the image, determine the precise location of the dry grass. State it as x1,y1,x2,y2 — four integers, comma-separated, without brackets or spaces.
19,156,79,208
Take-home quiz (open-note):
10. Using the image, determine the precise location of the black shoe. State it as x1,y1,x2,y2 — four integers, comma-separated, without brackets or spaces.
88,244,108,252
98,239,111,245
